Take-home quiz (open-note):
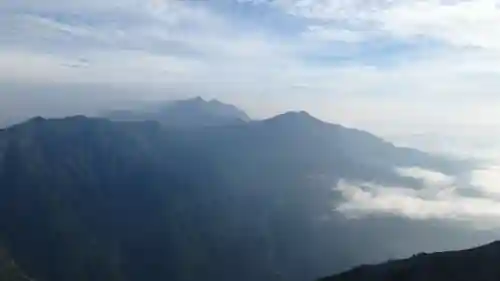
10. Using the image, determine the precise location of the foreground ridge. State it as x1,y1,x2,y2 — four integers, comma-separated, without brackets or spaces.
320,241,500,281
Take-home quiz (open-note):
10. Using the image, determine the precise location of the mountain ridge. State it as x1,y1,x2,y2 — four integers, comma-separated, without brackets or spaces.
320,240,500,281
0,102,489,281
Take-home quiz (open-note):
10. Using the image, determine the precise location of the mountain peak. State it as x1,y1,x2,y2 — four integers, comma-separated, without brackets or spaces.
26,116,46,123
184,96,206,103
208,98,225,105
106,97,251,126
265,110,323,126
283,110,313,118
180,97,232,108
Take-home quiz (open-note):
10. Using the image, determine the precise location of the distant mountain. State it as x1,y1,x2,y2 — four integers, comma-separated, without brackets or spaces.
0,110,488,281
320,240,500,281
105,97,251,127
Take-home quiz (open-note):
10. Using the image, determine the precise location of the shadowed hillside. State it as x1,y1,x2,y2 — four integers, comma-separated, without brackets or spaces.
320,241,500,281
0,108,489,281
0,247,32,281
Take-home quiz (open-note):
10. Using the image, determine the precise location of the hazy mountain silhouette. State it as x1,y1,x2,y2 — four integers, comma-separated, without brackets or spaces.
105,97,251,127
320,240,500,281
0,105,491,281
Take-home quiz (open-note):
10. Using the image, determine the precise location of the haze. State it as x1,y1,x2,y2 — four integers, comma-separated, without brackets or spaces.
2,0,500,230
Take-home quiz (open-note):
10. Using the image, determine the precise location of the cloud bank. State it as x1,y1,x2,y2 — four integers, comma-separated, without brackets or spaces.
336,165,500,228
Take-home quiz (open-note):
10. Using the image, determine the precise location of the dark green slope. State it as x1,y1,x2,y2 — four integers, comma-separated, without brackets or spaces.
0,116,296,281
320,241,500,281
0,247,32,281
0,114,487,281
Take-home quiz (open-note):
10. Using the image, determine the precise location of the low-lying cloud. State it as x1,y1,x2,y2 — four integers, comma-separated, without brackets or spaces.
336,165,500,228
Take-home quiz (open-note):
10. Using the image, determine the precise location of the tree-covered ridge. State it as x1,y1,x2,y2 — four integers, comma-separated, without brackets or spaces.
320,241,500,281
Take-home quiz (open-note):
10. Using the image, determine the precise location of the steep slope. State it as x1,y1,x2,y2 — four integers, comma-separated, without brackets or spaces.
193,111,469,190
105,97,251,127
0,247,32,281
0,113,485,281
320,241,500,281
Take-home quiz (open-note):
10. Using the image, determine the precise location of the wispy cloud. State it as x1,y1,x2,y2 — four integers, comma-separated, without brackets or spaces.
2,0,500,147
271,0,500,48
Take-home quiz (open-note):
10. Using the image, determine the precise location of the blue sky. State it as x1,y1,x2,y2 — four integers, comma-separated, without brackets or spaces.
5,0,500,226
2,0,500,131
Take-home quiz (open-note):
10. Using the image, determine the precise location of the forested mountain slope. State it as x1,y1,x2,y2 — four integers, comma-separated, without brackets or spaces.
0,112,490,281
320,241,500,281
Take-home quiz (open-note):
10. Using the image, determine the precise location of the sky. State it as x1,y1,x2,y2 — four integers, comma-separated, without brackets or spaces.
3,0,500,228
3,0,500,128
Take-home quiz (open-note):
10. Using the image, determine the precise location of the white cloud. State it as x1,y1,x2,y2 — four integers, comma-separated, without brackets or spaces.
337,180,457,220
379,0,500,49
471,166,500,197
302,25,368,42
0,49,205,85
273,0,500,49
337,179,500,227
0,51,75,83
2,0,500,137
0,0,140,13
336,166,500,228
397,167,455,187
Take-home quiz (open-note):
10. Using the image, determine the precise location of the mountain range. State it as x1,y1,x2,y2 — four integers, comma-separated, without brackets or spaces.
0,98,496,281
